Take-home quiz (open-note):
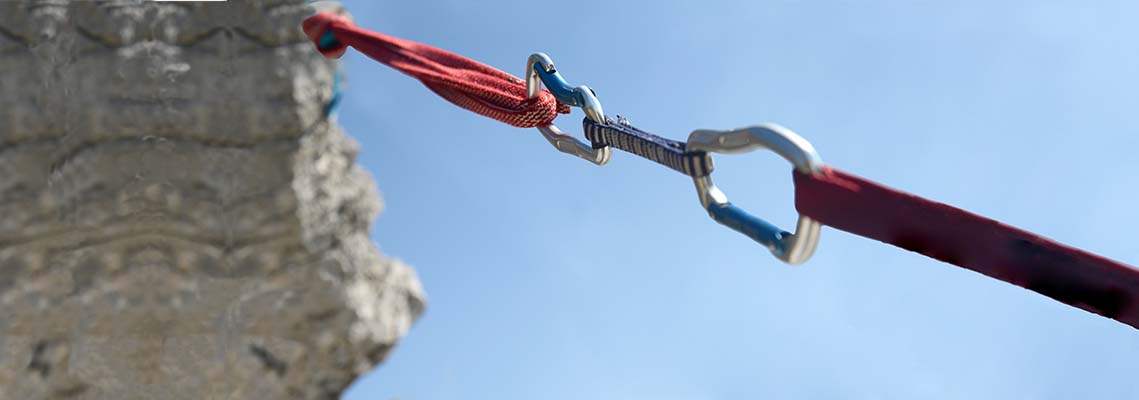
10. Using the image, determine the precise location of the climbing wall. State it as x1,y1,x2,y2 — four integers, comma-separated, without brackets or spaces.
0,1,424,398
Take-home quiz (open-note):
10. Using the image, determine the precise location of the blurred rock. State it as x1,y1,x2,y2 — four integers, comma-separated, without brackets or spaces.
0,1,424,398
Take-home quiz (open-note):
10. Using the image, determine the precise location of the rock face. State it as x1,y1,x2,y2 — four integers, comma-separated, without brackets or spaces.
0,1,425,398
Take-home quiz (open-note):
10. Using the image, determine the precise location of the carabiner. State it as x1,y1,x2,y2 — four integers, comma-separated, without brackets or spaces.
686,124,824,264
525,53,610,165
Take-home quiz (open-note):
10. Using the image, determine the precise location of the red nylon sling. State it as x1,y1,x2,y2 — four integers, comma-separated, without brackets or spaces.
301,12,1139,330
795,167,1139,329
301,12,568,128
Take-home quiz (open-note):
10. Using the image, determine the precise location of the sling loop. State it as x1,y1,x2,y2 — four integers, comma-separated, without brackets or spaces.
302,12,569,128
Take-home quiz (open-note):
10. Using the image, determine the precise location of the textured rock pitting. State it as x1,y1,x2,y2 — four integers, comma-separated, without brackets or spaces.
0,1,424,399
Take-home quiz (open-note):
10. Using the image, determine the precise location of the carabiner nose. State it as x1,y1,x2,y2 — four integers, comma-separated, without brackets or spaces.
526,53,610,166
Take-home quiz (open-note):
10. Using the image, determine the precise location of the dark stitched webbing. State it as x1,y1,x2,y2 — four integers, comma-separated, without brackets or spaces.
583,117,713,177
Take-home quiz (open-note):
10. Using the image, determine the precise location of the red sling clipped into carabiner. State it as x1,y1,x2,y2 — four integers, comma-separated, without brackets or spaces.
300,12,1139,331
302,12,569,128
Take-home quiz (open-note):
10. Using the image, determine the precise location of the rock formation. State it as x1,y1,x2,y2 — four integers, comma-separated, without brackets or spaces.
0,1,425,398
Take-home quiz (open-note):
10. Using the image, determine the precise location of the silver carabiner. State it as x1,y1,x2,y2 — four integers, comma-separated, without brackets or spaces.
525,53,610,165
686,124,825,264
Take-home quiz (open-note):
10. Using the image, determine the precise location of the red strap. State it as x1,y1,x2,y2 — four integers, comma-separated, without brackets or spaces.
794,167,1139,329
301,12,569,128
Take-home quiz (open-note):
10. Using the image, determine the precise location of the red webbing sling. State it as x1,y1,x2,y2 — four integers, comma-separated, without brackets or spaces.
301,12,568,128
795,167,1139,329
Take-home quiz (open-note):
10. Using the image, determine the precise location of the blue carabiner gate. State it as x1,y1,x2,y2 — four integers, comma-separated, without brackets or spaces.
525,53,610,165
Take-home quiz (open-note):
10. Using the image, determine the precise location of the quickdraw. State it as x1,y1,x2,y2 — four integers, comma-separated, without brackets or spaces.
302,12,1139,330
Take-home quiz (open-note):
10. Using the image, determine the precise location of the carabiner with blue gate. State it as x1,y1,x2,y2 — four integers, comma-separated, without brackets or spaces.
525,53,610,165
686,125,824,264
528,52,823,264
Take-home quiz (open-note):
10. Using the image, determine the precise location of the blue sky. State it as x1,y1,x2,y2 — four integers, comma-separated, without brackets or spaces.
334,1,1139,399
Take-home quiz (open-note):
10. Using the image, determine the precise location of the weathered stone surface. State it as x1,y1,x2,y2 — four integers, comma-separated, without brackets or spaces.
0,1,425,398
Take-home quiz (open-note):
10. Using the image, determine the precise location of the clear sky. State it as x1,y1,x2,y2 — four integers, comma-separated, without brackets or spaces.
335,1,1139,399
